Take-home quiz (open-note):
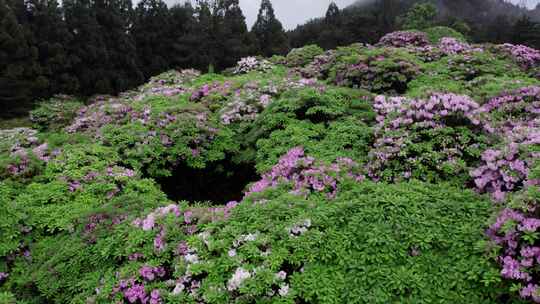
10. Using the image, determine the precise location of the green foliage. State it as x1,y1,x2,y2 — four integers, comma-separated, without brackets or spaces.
250,87,375,172
286,45,324,67
184,181,502,303
407,51,531,100
330,47,422,94
402,3,437,31
0,182,23,257
29,97,83,131
424,26,466,44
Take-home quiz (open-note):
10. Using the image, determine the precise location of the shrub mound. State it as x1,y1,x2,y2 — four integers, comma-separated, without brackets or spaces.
1,30,540,303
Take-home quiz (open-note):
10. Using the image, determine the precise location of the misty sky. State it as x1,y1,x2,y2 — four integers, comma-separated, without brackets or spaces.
167,0,540,31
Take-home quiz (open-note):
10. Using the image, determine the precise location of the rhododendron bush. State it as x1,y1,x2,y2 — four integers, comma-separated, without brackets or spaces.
2,30,540,303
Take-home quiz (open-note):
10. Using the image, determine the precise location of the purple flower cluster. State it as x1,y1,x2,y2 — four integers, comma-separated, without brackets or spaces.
500,43,540,69
471,86,540,200
67,100,133,134
471,145,529,201
333,50,420,93
368,93,485,181
438,37,483,55
190,81,233,102
300,50,338,78
378,31,430,48
113,278,162,304
487,208,540,302
132,69,201,101
246,147,364,199
1,128,57,177
132,204,182,231
139,265,165,281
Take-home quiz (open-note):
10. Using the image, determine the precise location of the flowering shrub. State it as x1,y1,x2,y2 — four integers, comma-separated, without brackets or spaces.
67,95,238,177
471,86,540,200
367,93,490,184
499,43,540,70
3,35,540,304
251,87,374,172
285,44,324,67
438,37,482,55
132,69,201,100
299,50,337,79
219,81,280,125
377,31,430,48
424,26,466,44
245,147,364,199
29,96,83,131
486,161,540,303
331,48,421,94
148,181,499,303
233,56,273,74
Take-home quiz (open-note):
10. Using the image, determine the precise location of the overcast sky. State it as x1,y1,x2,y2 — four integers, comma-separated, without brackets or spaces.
168,0,540,31
238,0,357,30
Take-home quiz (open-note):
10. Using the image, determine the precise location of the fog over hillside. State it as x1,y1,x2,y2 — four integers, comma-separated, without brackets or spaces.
161,0,540,30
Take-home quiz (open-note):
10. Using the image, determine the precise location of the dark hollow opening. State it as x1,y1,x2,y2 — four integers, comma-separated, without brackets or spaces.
157,159,259,204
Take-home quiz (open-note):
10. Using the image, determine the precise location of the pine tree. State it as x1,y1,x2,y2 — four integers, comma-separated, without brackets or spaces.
63,0,111,94
95,0,143,92
0,0,42,116
215,0,252,69
132,0,170,78
512,15,540,49
169,2,199,69
325,1,341,26
252,0,288,57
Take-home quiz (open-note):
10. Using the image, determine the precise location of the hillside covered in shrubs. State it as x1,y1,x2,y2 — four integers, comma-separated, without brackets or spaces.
0,29,540,303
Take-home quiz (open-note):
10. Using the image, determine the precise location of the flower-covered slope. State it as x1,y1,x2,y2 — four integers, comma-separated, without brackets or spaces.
0,30,540,303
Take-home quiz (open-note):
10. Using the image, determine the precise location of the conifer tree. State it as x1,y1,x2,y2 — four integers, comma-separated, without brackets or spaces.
169,2,199,69
63,0,111,94
26,0,79,95
133,0,170,78
325,1,341,26
252,0,289,57
512,15,540,48
215,0,252,69
95,0,143,91
0,0,42,116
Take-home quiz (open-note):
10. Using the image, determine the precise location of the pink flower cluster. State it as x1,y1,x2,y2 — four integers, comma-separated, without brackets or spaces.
246,147,364,199
487,208,540,303
500,43,540,69
378,31,430,48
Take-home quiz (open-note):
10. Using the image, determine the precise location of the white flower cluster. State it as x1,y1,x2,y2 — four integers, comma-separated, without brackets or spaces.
233,57,273,74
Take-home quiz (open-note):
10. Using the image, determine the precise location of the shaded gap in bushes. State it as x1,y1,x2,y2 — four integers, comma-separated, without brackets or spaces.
157,158,259,204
